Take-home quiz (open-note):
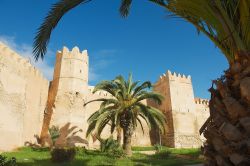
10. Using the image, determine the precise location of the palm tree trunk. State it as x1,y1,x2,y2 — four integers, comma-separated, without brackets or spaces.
39,81,59,146
122,123,133,157
200,52,250,165
117,127,122,146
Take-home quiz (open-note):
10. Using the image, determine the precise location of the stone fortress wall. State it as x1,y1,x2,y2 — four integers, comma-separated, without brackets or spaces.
0,43,209,151
152,71,210,148
0,42,49,151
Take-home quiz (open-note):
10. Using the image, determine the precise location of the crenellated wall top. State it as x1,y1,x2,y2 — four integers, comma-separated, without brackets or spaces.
57,46,88,62
157,70,192,84
195,98,209,106
0,42,48,83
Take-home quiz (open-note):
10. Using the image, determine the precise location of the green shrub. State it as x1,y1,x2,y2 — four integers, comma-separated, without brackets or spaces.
100,137,120,153
49,123,88,163
154,144,163,152
75,147,87,155
48,125,60,145
51,148,76,163
100,137,125,158
0,155,17,166
153,150,171,159
107,147,125,158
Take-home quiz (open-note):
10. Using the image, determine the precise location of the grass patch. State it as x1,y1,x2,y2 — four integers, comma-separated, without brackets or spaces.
132,146,201,156
2,147,203,166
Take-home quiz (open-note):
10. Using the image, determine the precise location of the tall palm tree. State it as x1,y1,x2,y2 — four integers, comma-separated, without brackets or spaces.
84,74,166,156
145,1,250,165
34,0,250,164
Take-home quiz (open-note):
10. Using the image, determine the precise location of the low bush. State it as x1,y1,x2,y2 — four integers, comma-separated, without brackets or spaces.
153,150,171,159
154,144,163,152
100,137,125,158
100,137,120,152
51,148,76,163
48,125,60,145
0,155,17,166
107,147,125,158
49,123,88,163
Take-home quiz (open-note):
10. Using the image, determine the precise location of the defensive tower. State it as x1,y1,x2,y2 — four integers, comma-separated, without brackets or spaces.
49,46,89,138
53,46,89,94
152,70,202,148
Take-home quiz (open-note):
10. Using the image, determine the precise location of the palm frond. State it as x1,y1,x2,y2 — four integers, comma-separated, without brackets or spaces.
86,74,166,140
93,80,117,96
84,98,114,106
136,117,145,134
33,0,91,60
136,92,164,105
114,75,127,99
127,73,134,94
136,103,166,134
151,0,250,62
132,81,152,97
86,107,115,137
99,99,119,109
119,0,132,18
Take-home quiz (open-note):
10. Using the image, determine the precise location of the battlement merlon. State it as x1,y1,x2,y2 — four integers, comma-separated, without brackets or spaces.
156,70,192,84
195,98,209,106
0,42,48,82
57,46,88,63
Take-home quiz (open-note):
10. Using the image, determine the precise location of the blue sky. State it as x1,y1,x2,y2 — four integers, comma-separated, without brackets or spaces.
0,0,228,98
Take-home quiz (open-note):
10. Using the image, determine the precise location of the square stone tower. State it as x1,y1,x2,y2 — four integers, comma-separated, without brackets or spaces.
50,46,89,133
152,70,202,148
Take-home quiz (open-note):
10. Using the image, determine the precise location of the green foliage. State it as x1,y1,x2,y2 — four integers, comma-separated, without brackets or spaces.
3,147,202,166
100,137,120,153
100,137,125,158
85,74,166,140
153,150,171,159
50,147,76,163
48,125,60,145
85,74,166,156
154,144,163,152
48,124,88,163
0,155,17,166
49,123,88,148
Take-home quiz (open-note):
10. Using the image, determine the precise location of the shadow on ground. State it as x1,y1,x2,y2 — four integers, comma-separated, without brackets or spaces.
18,158,91,166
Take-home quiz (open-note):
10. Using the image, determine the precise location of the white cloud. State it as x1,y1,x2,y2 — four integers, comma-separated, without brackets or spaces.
88,49,117,82
0,35,54,80
89,67,100,82
0,35,117,83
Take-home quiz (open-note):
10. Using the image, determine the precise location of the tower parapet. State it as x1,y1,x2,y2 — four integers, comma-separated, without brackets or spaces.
60,46,88,62
157,70,191,84
166,70,191,83
53,46,89,94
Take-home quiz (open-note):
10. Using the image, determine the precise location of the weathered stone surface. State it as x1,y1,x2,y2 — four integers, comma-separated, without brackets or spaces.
152,70,209,148
0,42,49,151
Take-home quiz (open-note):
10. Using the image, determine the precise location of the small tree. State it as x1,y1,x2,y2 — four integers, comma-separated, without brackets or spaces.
85,74,166,156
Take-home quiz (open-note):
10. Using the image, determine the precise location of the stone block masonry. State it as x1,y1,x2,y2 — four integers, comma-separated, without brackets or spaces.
152,70,209,148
